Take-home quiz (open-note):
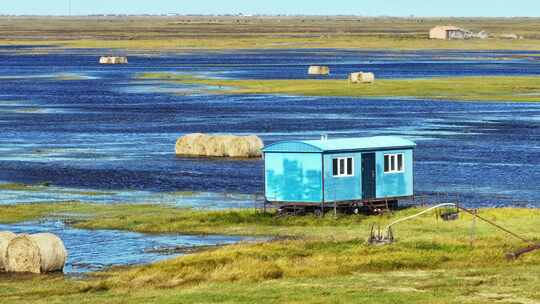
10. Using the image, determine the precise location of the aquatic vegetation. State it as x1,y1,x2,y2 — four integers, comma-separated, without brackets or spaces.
63,191,116,196
0,201,97,224
14,108,43,113
0,183,43,192
0,183,115,198
165,191,199,197
55,73,94,81
138,72,198,81
141,73,540,102
0,73,93,81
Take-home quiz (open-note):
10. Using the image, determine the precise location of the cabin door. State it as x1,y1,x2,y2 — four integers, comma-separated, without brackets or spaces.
361,153,376,200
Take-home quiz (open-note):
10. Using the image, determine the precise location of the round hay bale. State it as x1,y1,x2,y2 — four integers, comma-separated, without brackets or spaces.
348,72,362,83
349,72,375,84
6,233,67,274
175,133,263,158
175,133,207,156
99,56,128,65
0,231,16,272
308,65,330,75
227,135,263,157
205,135,227,157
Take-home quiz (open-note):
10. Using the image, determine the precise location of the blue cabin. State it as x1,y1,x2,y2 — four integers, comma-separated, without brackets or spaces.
262,136,416,209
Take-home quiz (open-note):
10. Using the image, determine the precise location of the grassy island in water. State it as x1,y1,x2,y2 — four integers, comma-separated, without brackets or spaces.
140,73,540,102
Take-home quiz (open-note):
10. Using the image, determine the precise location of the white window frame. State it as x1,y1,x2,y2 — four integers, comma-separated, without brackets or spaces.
384,153,405,174
332,157,354,177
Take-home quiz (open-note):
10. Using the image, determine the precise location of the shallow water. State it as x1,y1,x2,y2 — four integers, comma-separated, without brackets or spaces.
0,48,539,207
0,186,258,208
0,220,253,274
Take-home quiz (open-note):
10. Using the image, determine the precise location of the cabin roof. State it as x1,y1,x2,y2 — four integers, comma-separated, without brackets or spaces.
262,136,416,153
431,25,464,31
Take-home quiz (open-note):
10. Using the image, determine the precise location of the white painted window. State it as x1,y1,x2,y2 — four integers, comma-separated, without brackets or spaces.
384,153,404,173
332,157,354,177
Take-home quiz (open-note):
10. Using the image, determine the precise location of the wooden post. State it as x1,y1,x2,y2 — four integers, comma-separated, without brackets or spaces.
262,152,267,214
470,209,477,248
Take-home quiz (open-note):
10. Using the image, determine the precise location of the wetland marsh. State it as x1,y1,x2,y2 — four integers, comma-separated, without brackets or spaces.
1,48,539,207
1,26,540,302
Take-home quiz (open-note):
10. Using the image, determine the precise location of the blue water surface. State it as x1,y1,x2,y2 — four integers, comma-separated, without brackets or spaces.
0,48,539,207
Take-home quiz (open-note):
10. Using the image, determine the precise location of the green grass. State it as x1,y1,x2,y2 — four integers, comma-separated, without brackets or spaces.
140,73,540,102
55,74,89,81
0,201,104,224
0,202,369,236
0,183,38,191
6,36,540,51
1,203,540,303
4,16,540,51
3,266,540,304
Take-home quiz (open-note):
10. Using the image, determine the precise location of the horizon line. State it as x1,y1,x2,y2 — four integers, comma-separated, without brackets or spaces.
0,14,537,18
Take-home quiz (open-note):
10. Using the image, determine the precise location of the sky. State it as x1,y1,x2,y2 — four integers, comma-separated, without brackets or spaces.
1,0,539,17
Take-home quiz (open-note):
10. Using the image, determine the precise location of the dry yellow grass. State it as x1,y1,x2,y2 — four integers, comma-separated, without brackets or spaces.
1,203,540,303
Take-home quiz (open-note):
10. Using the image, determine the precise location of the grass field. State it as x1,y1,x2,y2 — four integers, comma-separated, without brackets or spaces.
3,16,540,50
1,202,540,303
140,73,540,102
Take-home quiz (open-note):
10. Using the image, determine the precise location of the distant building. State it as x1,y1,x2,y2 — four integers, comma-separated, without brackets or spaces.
499,33,522,40
474,31,489,40
429,26,470,40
